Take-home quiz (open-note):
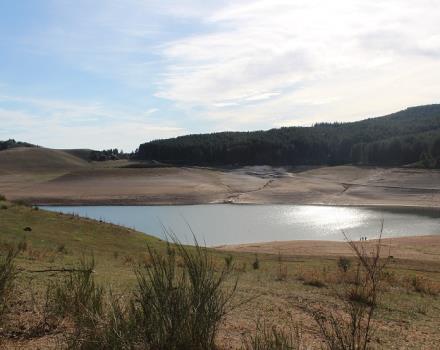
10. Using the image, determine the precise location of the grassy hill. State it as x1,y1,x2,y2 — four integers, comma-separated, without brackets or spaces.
0,147,90,174
62,148,95,162
0,199,163,280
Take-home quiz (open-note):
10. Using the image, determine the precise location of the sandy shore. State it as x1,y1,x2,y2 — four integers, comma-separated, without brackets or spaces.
215,235,440,262
2,160,440,207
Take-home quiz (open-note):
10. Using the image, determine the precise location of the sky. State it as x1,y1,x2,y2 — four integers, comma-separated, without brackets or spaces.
1,0,440,151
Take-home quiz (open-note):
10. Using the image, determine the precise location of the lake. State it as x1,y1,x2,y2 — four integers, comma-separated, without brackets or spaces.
41,204,440,246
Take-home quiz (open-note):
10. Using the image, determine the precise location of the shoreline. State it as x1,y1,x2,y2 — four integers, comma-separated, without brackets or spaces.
215,234,440,262
35,200,440,211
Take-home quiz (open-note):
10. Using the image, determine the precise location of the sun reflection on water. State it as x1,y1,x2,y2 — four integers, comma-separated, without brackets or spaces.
280,205,373,237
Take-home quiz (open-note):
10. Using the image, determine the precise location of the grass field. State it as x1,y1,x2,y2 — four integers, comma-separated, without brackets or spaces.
1,198,440,349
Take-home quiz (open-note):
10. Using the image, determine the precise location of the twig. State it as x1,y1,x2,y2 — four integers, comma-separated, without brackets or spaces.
18,268,95,274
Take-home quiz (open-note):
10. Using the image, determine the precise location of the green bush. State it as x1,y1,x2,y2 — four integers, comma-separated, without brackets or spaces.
50,257,105,348
131,240,237,349
50,239,237,349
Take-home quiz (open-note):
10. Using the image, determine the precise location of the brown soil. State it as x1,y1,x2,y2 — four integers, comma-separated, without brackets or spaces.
216,235,440,262
2,148,440,207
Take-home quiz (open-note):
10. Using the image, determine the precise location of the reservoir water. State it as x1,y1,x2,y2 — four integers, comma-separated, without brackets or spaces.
41,205,440,246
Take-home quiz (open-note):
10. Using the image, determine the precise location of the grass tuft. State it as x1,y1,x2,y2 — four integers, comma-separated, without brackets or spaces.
242,320,302,350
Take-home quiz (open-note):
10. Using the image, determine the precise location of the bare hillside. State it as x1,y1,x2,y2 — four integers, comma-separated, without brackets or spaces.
0,147,90,174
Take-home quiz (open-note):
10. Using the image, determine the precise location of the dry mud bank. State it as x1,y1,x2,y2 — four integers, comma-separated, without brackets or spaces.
2,161,440,207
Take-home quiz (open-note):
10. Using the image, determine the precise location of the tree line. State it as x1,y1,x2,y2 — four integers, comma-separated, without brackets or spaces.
0,139,35,151
135,104,440,168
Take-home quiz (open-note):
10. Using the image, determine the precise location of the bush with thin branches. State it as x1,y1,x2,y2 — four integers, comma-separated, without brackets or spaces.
0,246,18,321
307,227,386,350
50,239,237,349
131,240,237,349
50,257,105,349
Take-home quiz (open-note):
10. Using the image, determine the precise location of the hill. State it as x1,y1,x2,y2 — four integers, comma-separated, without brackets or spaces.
0,147,90,174
62,148,95,161
0,139,35,151
135,104,440,167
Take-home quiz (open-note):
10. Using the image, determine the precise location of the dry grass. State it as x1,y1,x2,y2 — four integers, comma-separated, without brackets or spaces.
1,203,440,348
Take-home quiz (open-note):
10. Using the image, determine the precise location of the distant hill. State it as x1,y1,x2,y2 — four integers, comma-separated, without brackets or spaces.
0,147,90,173
62,148,95,161
0,139,35,151
64,148,128,162
135,104,440,168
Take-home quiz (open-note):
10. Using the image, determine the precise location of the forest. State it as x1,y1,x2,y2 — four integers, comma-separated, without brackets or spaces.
135,104,440,168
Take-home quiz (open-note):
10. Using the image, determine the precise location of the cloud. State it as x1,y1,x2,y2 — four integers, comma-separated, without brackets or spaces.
21,1,234,88
156,0,440,128
3,0,440,147
0,95,184,150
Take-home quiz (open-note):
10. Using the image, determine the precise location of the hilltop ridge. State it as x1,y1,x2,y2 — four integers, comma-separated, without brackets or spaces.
136,104,440,167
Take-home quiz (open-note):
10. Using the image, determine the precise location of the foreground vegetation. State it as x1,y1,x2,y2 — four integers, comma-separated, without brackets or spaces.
0,198,440,349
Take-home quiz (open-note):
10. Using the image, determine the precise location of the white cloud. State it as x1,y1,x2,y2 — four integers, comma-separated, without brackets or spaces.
156,0,440,128
4,0,440,146
0,95,184,150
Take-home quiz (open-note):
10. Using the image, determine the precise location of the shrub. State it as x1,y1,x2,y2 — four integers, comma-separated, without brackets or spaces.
50,239,238,349
275,252,288,281
49,257,137,349
131,240,238,349
307,230,387,350
242,320,302,350
0,194,6,201
18,239,27,252
0,247,18,320
57,244,67,254
52,257,103,319
411,276,440,296
304,278,326,288
225,254,234,270
50,257,105,348
252,255,260,270
0,205,7,210
337,257,351,273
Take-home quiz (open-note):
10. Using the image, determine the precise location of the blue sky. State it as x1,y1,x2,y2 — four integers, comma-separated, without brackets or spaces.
1,0,440,151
